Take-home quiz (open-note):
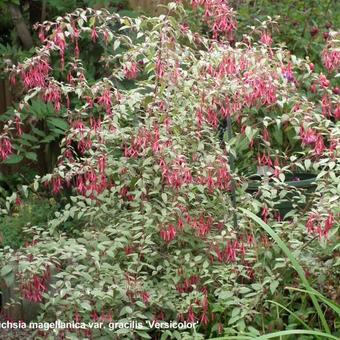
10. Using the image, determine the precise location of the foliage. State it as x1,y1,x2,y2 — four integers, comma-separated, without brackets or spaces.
0,195,57,249
0,1,339,339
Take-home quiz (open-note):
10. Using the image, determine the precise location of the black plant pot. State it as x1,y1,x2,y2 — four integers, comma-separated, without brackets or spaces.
246,173,317,218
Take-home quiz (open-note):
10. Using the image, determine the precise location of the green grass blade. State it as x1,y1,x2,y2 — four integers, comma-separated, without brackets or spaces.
240,208,331,334
266,299,311,329
254,329,339,339
285,287,340,316
209,329,338,340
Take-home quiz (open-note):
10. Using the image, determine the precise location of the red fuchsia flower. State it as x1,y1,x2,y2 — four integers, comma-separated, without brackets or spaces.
324,213,334,237
274,211,282,222
257,153,273,167
306,212,318,234
91,310,99,321
52,177,62,194
15,196,23,206
321,94,332,117
53,27,67,69
15,116,23,136
246,234,254,247
100,311,113,322
90,117,102,132
334,104,340,120
124,62,139,79
224,240,237,262
0,136,12,161
154,310,165,321
77,138,93,154
73,310,81,323
97,89,113,115
21,59,50,89
187,306,196,323
38,28,45,43
179,23,189,33
201,0,237,39
333,86,340,95
273,156,280,178
260,32,273,46
91,27,99,42
43,84,62,111
322,48,340,72
206,108,219,127
310,26,319,37
243,74,277,107
21,267,50,303
196,108,203,128
314,135,325,155
102,29,110,45
300,126,318,145
74,41,80,58
156,54,165,79
72,120,86,135
329,138,338,159
140,291,150,304
261,206,269,223
177,218,184,231
200,312,209,326
160,224,177,243
319,74,330,88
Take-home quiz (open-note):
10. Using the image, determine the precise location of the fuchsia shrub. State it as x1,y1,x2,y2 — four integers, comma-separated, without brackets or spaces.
0,1,339,338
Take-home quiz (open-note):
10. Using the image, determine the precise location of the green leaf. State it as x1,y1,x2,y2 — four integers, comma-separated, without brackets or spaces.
80,302,92,311
47,117,69,131
1,264,13,277
2,154,23,164
25,152,38,161
269,280,279,294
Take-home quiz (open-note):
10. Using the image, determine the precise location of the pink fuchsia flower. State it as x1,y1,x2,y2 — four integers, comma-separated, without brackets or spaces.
321,94,332,117
160,224,177,242
322,48,340,72
52,177,63,194
97,89,113,115
334,104,340,120
260,32,273,46
324,213,334,237
22,59,50,89
140,291,150,304
187,306,196,323
261,206,269,223
319,74,330,88
299,126,318,145
314,135,325,155
0,136,12,161
91,27,99,42
124,62,139,79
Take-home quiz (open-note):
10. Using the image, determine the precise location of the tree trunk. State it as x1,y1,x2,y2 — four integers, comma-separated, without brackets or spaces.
8,4,34,49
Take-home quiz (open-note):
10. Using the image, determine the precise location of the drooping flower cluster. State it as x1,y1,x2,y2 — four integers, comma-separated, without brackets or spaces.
321,32,340,72
191,0,237,39
0,135,12,161
20,266,51,303
306,212,335,239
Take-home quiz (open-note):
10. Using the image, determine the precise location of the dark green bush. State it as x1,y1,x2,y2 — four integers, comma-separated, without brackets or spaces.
0,196,57,249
